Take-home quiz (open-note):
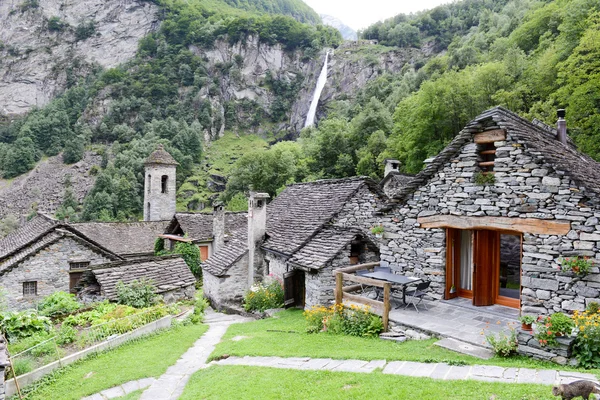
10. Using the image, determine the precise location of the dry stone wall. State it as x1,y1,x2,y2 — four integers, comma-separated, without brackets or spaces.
203,253,249,311
1,236,112,310
385,125,600,314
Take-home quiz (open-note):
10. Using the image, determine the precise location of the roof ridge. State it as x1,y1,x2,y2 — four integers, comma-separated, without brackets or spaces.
286,176,371,187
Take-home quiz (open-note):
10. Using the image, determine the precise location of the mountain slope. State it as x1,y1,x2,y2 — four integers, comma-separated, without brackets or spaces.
320,14,357,40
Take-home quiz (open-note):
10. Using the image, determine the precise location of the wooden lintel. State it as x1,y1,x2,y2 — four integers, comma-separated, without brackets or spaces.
480,149,496,155
417,215,571,235
474,129,506,144
478,161,495,167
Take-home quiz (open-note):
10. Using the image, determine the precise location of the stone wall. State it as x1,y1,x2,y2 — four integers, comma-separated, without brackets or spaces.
385,124,600,313
203,254,249,310
265,253,287,282
143,164,176,222
336,185,385,231
1,236,113,310
517,329,576,365
160,284,195,304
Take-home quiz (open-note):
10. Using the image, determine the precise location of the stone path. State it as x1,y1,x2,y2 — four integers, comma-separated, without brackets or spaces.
213,355,598,385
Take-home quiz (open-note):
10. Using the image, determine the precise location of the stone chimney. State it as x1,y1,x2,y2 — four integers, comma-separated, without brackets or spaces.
384,159,400,177
557,109,567,145
247,191,269,287
212,202,225,254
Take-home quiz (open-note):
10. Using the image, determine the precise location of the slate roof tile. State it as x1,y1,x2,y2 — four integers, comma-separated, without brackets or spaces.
0,214,57,260
165,212,247,242
144,144,179,166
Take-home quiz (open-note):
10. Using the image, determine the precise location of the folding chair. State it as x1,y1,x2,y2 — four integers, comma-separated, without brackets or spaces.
404,281,431,312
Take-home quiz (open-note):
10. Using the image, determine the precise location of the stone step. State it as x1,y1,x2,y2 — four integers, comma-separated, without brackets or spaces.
435,337,494,359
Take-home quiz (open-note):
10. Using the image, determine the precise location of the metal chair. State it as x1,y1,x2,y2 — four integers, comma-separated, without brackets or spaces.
356,269,376,298
404,281,431,312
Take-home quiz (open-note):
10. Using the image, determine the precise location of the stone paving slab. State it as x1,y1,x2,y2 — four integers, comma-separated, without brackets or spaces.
382,361,405,375
332,359,369,373
435,338,494,359
444,365,472,380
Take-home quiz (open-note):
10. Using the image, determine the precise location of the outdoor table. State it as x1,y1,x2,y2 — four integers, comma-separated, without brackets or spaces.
363,271,421,304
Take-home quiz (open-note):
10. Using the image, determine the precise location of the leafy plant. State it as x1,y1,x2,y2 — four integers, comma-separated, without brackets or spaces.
560,257,593,276
586,302,600,315
243,281,284,312
116,279,160,309
190,291,209,324
519,315,535,325
474,172,496,186
485,329,518,357
535,312,574,347
0,311,52,342
304,303,384,338
37,291,82,318
370,225,385,235
573,309,600,368
56,324,77,345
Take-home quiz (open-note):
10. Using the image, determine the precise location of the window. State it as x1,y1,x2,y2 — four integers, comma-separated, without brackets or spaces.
161,175,168,193
147,174,151,193
69,261,90,270
23,281,37,297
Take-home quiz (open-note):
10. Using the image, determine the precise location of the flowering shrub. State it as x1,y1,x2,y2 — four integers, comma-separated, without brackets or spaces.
573,309,600,368
559,257,593,276
535,312,574,347
304,304,383,338
486,329,518,357
243,281,284,312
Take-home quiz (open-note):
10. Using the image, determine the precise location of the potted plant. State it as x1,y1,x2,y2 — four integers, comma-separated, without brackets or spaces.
534,312,574,346
371,225,384,238
559,257,593,276
519,315,535,331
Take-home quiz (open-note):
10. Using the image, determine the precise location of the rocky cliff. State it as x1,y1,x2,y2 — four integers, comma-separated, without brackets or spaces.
0,0,158,116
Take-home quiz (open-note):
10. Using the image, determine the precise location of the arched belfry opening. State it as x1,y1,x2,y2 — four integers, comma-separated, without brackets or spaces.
161,175,168,193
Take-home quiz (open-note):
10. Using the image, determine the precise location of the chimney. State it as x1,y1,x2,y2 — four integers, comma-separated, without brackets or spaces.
247,191,269,287
212,202,225,254
557,109,567,145
384,159,400,177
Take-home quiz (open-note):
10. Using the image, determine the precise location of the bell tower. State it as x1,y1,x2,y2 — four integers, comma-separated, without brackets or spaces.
143,144,178,221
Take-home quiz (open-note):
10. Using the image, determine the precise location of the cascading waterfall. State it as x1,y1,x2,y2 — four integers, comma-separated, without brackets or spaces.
304,52,329,128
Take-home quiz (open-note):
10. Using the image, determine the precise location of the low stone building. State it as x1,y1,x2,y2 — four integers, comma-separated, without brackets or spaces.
383,107,600,315
380,159,415,198
202,177,386,311
0,214,123,310
81,255,196,303
162,209,247,261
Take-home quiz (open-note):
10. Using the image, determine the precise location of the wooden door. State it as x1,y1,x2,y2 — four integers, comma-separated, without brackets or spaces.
199,245,209,262
69,272,83,294
283,270,305,308
473,230,499,306
445,229,461,299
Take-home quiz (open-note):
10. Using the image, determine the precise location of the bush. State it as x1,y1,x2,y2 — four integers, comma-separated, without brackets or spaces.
116,279,160,308
0,311,52,342
56,324,77,345
190,291,209,324
304,304,384,338
243,281,284,312
535,312,574,347
37,291,82,318
573,309,600,368
486,329,518,357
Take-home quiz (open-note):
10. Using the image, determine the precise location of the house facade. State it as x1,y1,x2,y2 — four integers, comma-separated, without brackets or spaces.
202,178,387,311
383,107,600,315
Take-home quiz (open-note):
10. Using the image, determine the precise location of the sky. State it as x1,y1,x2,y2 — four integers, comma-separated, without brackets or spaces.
303,0,452,31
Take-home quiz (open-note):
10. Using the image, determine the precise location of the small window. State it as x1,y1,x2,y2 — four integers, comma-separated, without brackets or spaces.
161,175,168,193
23,281,37,297
69,261,90,270
147,174,151,193
257,200,264,208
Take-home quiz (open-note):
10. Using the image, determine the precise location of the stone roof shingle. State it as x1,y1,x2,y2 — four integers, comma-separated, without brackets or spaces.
0,214,57,260
392,106,600,201
144,144,179,166
166,212,247,242
91,255,195,300
71,221,170,257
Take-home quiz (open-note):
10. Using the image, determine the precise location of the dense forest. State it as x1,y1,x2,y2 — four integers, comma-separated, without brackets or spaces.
1,0,599,223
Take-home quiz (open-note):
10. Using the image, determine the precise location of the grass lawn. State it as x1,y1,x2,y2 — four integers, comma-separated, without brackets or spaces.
211,309,600,374
180,365,555,400
19,323,208,400
114,389,143,400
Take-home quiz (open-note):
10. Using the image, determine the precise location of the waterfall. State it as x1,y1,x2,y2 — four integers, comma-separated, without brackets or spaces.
304,52,329,128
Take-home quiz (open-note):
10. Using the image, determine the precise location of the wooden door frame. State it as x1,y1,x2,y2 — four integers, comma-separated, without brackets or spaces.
445,228,521,309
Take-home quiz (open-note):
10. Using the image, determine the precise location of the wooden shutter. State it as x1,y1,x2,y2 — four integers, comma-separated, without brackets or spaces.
284,270,297,308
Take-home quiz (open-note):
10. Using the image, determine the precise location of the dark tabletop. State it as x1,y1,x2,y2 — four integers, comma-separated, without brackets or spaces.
363,271,421,285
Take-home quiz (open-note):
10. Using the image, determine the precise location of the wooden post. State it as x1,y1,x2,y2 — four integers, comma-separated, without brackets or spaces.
335,271,343,305
383,282,391,332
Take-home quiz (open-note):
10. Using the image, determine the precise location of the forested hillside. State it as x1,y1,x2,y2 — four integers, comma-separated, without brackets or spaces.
1,0,599,226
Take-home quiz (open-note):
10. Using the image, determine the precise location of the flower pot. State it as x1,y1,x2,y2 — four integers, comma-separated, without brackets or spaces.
375,233,383,239
521,323,532,331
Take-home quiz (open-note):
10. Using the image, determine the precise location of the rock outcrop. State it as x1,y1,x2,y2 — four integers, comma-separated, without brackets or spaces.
0,0,158,116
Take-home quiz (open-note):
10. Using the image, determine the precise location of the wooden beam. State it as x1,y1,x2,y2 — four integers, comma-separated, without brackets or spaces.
417,215,571,235
335,272,343,305
342,291,384,311
478,161,495,167
333,262,379,275
340,272,387,288
342,284,362,293
474,129,506,144
480,149,496,155
382,283,391,332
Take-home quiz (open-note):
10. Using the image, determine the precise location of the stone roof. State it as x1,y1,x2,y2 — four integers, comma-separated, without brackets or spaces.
203,177,385,276
391,106,600,202
0,214,57,260
0,216,122,276
144,144,179,166
165,212,247,242
0,336,8,368
380,172,415,190
71,221,170,257
288,226,375,270
91,255,195,300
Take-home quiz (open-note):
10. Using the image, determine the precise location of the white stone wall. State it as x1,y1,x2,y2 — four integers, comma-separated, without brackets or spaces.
385,128,600,314
143,164,177,221
203,254,250,310
265,253,287,283
0,237,113,310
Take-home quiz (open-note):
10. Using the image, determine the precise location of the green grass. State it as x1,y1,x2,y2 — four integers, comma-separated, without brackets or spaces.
19,323,208,400
113,389,143,400
180,365,555,399
210,309,600,374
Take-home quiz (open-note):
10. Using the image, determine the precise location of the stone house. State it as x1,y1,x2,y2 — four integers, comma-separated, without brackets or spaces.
161,209,247,261
383,106,600,315
0,214,123,310
380,159,414,198
80,255,196,303
202,177,386,311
